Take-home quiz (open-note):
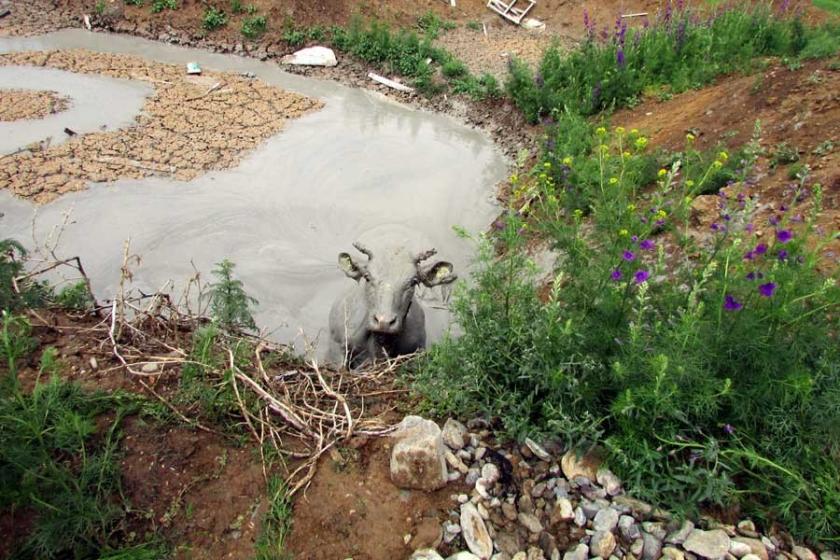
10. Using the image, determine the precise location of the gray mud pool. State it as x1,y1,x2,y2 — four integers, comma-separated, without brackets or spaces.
0,30,508,356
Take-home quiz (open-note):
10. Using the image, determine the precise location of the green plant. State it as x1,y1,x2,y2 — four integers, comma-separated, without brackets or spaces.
812,139,834,156
203,6,228,30
771,141,800,167
466,20,482,31
230,0,243,13
254,476,293,560
95,0,107,15
1,311,36,390
54,280,95,312
124,0,144,6
417,10,456,39
150,0,176,13
241,14,267,38
204,259,258,332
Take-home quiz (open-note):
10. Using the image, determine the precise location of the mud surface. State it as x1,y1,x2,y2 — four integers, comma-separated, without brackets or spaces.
0,87,68,121
0,30,508,355
0,49,321,202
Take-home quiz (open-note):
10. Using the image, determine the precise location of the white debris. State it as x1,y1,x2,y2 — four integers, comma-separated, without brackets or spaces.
280,46,338,67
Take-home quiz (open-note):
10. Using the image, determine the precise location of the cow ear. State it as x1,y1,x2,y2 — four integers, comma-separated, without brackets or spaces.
421,261,456,287
338,252,364,281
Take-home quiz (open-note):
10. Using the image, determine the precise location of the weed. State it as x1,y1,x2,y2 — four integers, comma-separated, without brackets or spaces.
750,73,765,94
124,0,144,6
442,59,469,79
1,311,36,390
54,280,95,312
230,0,243,13
204,259,258,332
771,142,800,167
241,14,267,39
812,139,834,156
254,476,293,560
466,20,482,31
203,6,228,31
95,0,107,15
417,10,456,39
150,0,176,13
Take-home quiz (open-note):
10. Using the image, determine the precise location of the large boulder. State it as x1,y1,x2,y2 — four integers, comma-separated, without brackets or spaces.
390,416,448,491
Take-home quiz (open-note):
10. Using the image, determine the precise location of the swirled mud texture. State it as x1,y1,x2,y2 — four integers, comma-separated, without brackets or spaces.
0,49,323,203
0,88,69,121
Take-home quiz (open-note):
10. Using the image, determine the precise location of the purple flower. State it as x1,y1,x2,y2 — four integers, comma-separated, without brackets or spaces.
724,295,743,311
640,239,655,251
769,215,780,226
778,250,789,261
776,229,793,243
710,223,720,231
616,48,625,68
723,424,735,435
634,269,650,284
746,272,756,281
631,235,639,242
745,223,754,234
611,268,622,282
758,282,777,298
754,243,768,255
743,251,755,261
623,250,636,261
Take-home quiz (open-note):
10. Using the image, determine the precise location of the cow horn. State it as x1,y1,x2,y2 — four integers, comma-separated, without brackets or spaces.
353,242,373,260
413,248,437,265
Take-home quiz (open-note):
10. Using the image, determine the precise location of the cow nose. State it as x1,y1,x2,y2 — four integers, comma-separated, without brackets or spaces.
373,314,398,329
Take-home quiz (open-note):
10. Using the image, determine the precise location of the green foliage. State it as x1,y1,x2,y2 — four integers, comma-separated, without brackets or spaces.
254,476,293,560
230,0,244,13
442,59,469,79
466,20,482,31
0,367,156,558
150,0,176,13
416,10,456,39
203,6,228,31
54,281,95,312
506,5,840,122
95,0,107,15
241,14,267,39
1,239,51,312
771,141,800,167
124,0,144,6
1,311,36,390
205,259,258,332
413,124,840,544
812,0,840,12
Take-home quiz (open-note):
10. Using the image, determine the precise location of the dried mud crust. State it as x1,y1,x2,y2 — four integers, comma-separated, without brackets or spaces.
0,88,69,121
0,49,323,204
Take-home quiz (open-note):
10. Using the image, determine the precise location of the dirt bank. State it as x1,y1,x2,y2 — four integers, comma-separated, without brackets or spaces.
0,88,68,121
0,49,321,203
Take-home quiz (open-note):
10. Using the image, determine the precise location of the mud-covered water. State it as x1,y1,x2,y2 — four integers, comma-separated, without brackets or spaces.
0,30,508,356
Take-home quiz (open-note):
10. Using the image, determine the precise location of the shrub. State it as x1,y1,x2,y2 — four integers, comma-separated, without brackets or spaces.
241,14,267,39
506,4,840,122
1,239,51,312
204,259,258,332
54,280,95,312
412,125,840,543
230,0,243,13
150,0,177,13
203,6,228,31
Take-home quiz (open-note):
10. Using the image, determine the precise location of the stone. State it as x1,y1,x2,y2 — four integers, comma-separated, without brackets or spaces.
642,532,663,560
684,530,731,560
89,356,98,370
528,547,546,560
728,541,751,558
596,468,623,495
466,469,481,486
613,496,654,516
525,438,552,461
593,508,620,532
411,550,445,560
591,531,618,559
563,544,589,560
561,449,601,481
492,554,512,560
550,498,574,524
630,539,645,556
619,515,641,540
573,507,587,527
793,548,817,560
482,463,501,484
496,531,522,556
538,531,557,559
735,520,756,537
642,522,667,541
449,553,481,560
461,503,494,559
502,501,518,521
141,362,159,373
518,512,543,533
532,482,547,498
280,46,338,67
518,495,534,515
442,418,468,450
412,517,444,549
741,556,760,560
666,520,695,545
731,539,767,560
662,547,685,560
476,478,492,499
390,416,448,491
820,554,840,560
513,554,527,560
446,450,470,474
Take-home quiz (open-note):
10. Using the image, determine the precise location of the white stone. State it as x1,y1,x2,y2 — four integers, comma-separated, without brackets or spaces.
517,512,543,533
563,544,589,560
729,541,752,558
446,450,470,474
461,502,493,559
524,437,552,461
448,553,481,560
442,418,468,450
280,46,338,67
411,550,445,560
596,467,623,495
482,463,501,483
591,530,617,559
390,416,448,491
593,508,619,532
561,449,601,481
684,530,731,560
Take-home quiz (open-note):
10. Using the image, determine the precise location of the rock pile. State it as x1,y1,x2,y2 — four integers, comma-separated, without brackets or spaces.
400,416,836,560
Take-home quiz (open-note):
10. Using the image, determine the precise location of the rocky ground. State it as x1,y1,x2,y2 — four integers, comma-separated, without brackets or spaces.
390,416,838,560
0,88,69,121
0,49,321,203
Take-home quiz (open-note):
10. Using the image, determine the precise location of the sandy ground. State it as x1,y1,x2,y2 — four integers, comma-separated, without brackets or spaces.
0,49,322,203
0,88,69,121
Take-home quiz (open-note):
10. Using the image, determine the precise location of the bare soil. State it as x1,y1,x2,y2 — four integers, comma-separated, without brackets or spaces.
0,49,321,203
0,88,69,121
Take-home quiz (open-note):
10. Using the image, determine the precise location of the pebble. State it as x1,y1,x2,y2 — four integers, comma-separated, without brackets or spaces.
563,544,589,560
461,502,494,559
731,538,768,560
456,494,469,504
502,501,518,521
591,530,617,558
410,550,445,560
663,547,686,560
573,507,587,527
729,541,752,558
619,515,642,540
446,450,470,474
666,520,695,545
736,520,757,538
525,437,552,461
476,478,492,499
642,532,664,560
596,468,623,496
593,508,619,532
141,362,159,373
449,553,481,560
466,468,481,486
482,463,501,483
518,512,544,533
551,498,574,523
684,529,731,559
518,494,534,515
792,547,817,560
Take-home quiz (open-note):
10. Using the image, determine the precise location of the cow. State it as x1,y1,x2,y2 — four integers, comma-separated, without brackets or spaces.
327,241,457,367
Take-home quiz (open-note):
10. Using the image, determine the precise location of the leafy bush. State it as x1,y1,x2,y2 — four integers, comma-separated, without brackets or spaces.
1,239,51,312
150,0,177,14
202,6,228,31
230,0,243,13
412,125,840,543
54,280,96,312
417,10,456,39
204,259,258,332
254,476,293,560
241,14,267,39
506,4,840,122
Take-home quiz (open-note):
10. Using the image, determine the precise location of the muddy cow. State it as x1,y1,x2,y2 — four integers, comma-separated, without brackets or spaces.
328,241,456,367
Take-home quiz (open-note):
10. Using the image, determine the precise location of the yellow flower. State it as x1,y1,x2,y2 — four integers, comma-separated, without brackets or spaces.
713,160,723,169
658,168,668,178
599,144,610,154
539,173,547,180
718,151,729,162
656,210,668,220
562,156,573,166
619,229,629,237
686,133,696,142
627,204,636,212
684,196,693,205
622,151,631,158
686,179,695,188
630,128,639,136
615,126,626,135
596,126,607,136
510,174,519,183
574,209,583,219
544,161,552,169
609,177,619,185
635,137,649,150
